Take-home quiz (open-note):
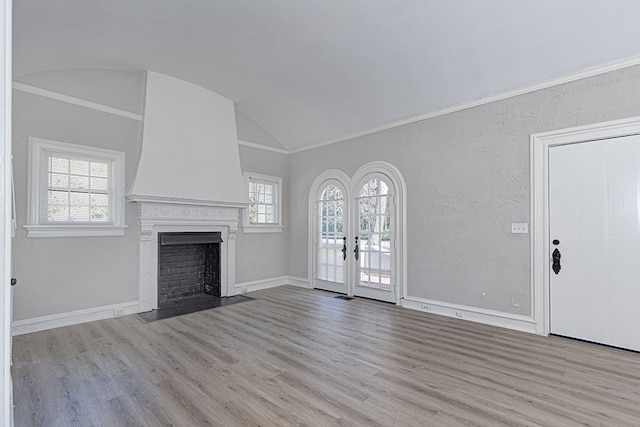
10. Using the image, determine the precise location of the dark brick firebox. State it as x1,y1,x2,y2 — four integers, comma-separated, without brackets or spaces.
157,232,222,306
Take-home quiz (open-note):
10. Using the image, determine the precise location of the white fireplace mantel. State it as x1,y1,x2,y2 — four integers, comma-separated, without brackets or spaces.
129,197,243,312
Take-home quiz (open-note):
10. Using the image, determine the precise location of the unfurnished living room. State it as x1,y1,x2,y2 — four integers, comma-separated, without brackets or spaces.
3,1,640,426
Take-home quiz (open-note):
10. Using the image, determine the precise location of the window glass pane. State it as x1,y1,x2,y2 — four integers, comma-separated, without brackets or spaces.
70,159,89,175
48,190,69,206
70,205,90,222
50,173,69,188
70,192,90,206
50,157,69,174
90,177,109,191
91,206,109,222
90,162,109,178
48,205,69,222
69,175,89,189
90,194,109,206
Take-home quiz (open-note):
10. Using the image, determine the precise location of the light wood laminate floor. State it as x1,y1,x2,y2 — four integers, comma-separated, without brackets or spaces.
12,286,640,426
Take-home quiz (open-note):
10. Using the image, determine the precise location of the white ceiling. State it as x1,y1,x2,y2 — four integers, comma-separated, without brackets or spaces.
12,1,640,151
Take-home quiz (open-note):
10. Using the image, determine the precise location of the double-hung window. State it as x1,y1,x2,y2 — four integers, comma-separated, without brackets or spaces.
25,138,126,237
243,172,283,233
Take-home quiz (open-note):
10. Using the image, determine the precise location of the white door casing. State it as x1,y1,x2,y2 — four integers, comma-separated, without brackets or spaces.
309,162,406,304
531,116,640,337
0,0,12,423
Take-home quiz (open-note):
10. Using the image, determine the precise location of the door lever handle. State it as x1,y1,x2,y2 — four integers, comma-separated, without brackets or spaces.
354,236,359,261
552,248,561,274
341,237,347,261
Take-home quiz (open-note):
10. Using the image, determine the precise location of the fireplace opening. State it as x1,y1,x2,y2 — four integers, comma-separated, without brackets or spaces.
157,232,222,306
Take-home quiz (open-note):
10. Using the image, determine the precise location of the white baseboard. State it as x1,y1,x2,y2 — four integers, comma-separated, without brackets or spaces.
12,300,139,336
234,275,311,294
286,276,311,289
234,276,289,294
401,296,538,335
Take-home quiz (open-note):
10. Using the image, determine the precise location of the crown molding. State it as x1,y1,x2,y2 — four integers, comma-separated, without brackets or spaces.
12,81,143,121
289,55,640,154
237,139,289,155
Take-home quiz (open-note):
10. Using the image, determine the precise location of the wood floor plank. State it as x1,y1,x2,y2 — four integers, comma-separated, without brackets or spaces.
12,285,640,426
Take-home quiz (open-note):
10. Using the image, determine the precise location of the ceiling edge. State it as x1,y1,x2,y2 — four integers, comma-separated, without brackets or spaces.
288,54,640,155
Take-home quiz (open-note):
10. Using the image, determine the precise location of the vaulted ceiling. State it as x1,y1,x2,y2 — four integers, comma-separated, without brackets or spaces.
13,1,640,150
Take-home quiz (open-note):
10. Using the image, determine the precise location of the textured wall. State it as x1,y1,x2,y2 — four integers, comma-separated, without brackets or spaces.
236,145,289,283
12,70,144,320
287,65,640,316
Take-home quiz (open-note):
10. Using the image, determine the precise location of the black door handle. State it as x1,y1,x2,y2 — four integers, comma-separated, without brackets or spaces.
552,248,561,274
341,237,347,261
354,236,359,261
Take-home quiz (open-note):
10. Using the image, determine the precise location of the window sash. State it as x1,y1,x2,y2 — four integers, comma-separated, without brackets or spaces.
41,151,114,225
248,179,278,224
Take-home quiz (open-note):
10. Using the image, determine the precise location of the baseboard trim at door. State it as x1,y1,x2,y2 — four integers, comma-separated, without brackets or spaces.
286,276,311,289
234,276,311,295
401,297,538,335
12,301,139,336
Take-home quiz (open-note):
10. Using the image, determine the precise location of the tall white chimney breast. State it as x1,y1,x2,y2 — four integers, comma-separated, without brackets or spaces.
128,72,248,310
128,71,248,206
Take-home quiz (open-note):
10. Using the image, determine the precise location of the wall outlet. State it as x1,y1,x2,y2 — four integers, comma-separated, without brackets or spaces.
421,304,431,311
114,307,125,316
511,223,529,234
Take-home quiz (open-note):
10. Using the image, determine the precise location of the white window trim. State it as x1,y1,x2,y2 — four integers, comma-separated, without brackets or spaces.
242,171,283,233
24,137,127,238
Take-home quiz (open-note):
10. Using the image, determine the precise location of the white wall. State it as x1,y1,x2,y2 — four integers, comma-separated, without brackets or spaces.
287,64,640,317
12,70,144,321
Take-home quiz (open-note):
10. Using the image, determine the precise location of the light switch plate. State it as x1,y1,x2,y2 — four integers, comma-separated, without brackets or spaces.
511,223,528,234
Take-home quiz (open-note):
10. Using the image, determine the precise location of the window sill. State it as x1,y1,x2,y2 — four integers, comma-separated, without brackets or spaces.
24,224,128,238
242,224,284,234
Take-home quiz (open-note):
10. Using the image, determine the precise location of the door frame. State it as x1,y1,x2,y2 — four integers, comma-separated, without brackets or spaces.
1,0,12,423
308,162,406,304
530,116,640,335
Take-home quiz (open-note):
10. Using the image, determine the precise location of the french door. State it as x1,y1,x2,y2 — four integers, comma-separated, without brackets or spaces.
313,180,348,294
353,175,396,302
312,172,397,303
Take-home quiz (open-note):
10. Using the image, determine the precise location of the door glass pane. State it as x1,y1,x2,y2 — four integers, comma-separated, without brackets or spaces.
316,185,345,283
358,178,392,291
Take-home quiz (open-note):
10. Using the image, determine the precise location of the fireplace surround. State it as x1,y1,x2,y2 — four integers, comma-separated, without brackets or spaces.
130,197,242,312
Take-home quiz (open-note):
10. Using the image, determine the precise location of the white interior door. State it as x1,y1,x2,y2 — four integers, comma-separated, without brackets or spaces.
549,135,640,351
313,180,348,294
353,175,396,303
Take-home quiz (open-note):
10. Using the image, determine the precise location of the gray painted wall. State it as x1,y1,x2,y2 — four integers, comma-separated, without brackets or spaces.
12,70,144,320
236,145,289,284
287,65,640,316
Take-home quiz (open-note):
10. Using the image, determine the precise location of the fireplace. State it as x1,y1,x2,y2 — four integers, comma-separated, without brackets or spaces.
129,198,242,312
157,232,222,305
